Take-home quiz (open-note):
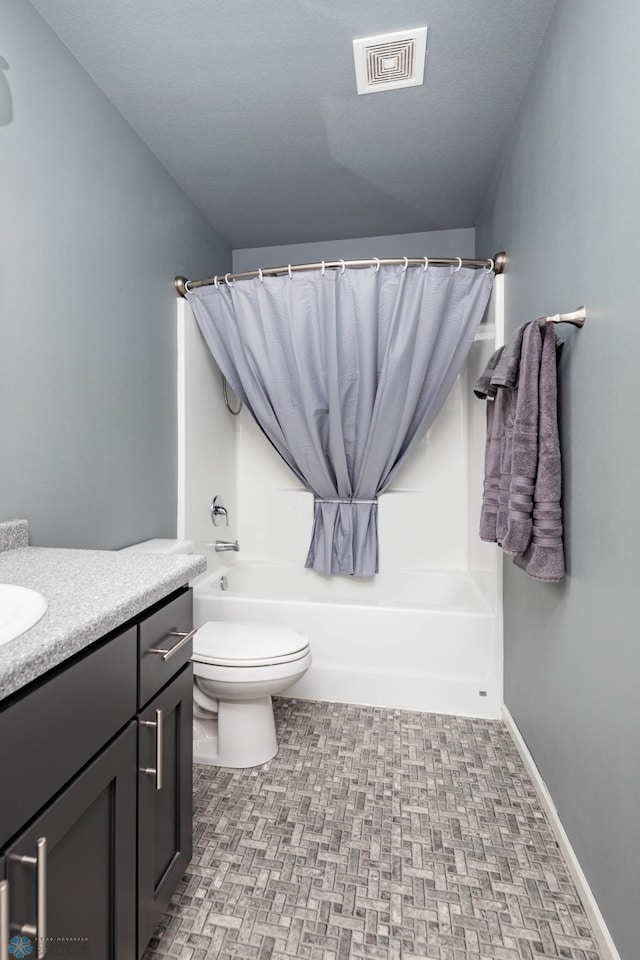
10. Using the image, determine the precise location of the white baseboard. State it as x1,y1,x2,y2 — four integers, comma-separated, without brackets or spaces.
502,706,622,960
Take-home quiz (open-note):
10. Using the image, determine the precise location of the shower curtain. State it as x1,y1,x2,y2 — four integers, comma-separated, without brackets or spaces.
187,264,493,577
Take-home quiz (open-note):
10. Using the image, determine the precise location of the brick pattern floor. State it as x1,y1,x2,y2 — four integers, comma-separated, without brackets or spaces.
144,697,602,960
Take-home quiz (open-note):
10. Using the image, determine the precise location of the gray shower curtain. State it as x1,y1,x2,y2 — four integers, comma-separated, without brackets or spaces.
187,264,493,576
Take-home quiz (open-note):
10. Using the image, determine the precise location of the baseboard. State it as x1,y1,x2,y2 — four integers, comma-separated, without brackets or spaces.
502,706,622,960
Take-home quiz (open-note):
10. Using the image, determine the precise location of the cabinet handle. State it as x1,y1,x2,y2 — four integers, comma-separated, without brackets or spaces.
1,880,9,960
11,838,47,958
140,709,163,790
148,627,197,661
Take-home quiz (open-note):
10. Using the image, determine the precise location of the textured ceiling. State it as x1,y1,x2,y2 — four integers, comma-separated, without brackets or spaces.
29,0,556,248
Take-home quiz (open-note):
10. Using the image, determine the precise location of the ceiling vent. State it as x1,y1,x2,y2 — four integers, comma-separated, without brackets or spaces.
353,27,427,95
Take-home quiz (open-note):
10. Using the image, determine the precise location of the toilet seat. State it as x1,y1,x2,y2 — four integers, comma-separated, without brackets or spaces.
193,621,310,668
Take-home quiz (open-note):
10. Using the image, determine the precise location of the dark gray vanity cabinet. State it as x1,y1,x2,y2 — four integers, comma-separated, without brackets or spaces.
0,586,195,960
136,588,194,957
4,724,137,960
137,667,193,956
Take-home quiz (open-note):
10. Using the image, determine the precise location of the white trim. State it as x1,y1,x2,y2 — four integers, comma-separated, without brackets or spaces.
502,706,622,960
176,299,189,540
493,273,505,348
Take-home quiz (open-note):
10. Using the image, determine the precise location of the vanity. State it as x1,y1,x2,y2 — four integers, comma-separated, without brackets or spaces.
0,521,206,960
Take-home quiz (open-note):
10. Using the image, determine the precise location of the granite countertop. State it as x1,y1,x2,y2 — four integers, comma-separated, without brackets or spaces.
0,537,206,701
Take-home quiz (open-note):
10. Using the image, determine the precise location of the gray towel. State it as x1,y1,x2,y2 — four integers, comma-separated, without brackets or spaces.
479,387,507,541
473,346,504,399
475,325,529,541
476,319,565,581
495,386,516,544
491,322,528,389
514,323,565,581
501,321,543,555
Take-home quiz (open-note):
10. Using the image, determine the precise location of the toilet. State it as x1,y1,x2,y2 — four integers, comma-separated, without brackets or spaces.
192,621,311,767
117,539,312,768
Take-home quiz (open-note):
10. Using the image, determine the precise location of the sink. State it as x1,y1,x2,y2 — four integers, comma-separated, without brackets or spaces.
0,584,48,648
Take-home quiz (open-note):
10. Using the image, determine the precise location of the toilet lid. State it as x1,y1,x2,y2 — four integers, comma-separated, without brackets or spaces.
193,621,310,667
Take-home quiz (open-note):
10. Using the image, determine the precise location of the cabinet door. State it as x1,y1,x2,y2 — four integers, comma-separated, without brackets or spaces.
137,665,193,956
1,858,7,960
5,724,137,960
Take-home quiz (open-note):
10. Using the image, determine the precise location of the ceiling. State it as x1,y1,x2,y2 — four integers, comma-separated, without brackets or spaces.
29,0,557,249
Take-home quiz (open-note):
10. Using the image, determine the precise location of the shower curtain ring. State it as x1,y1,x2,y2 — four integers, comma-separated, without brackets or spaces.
486,258,495,272
423,257,429,271
454,257,462,272
288,264,293,279
372,257,381,272
258,268,264,283
402,257,409,272
214,276,219,288
340,260,346,275
321,261,326,277
225,273,234,285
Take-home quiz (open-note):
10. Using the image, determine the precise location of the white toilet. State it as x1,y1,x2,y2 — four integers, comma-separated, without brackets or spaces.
118,539,312,768
192,621,311,768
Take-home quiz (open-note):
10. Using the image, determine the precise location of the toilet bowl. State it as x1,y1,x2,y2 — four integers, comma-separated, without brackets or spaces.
116,539,311,769
192,621,311,768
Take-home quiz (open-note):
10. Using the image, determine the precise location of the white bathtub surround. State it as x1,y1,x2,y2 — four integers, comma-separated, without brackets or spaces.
177,299,238,547
179,236,504,722
192,560,501,719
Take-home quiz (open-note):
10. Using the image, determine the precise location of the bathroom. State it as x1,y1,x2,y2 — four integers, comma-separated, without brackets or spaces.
1,0,638,958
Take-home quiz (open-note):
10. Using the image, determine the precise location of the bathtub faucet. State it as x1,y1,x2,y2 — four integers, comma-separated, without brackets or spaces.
214,539,240,552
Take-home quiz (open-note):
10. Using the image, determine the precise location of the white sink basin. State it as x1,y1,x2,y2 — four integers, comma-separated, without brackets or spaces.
0,584,48,648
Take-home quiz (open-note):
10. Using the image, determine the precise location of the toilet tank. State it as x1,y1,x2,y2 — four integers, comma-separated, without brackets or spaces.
118,539,195,555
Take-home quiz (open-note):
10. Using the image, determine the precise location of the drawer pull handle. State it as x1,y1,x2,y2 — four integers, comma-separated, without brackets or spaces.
140,709,163,790
11,838,47,958
1,880,9,960
148,627,197,662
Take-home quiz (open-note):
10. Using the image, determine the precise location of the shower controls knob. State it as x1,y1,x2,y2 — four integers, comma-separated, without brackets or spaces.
211,495,228,526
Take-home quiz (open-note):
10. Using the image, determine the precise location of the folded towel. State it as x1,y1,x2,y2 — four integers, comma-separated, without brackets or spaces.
514,323,565,581
473,346,504,399
501,321,543,555
491,322,529,389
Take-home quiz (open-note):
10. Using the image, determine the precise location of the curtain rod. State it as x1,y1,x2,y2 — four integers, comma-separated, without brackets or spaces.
174,251,507,297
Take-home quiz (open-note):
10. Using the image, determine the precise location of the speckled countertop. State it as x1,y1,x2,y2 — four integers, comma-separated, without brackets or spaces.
0,529,206,701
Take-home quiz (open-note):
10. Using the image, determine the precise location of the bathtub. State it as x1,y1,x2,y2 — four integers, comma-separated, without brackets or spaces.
191,560,501,719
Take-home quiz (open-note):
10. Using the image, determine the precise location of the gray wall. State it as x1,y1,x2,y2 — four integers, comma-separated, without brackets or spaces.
477,0,640,955
1,0,230,549
233,228,476,273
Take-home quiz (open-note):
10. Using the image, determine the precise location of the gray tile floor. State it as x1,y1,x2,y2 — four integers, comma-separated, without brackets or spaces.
144,698,602,960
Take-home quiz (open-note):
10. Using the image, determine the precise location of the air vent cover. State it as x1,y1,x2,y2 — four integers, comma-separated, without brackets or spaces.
353,27,427,95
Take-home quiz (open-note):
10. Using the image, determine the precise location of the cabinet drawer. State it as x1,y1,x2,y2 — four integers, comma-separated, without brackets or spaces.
0,626,137,848
138,588,193,708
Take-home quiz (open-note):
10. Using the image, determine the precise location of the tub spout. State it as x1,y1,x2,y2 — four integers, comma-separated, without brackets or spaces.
215,539,240,552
